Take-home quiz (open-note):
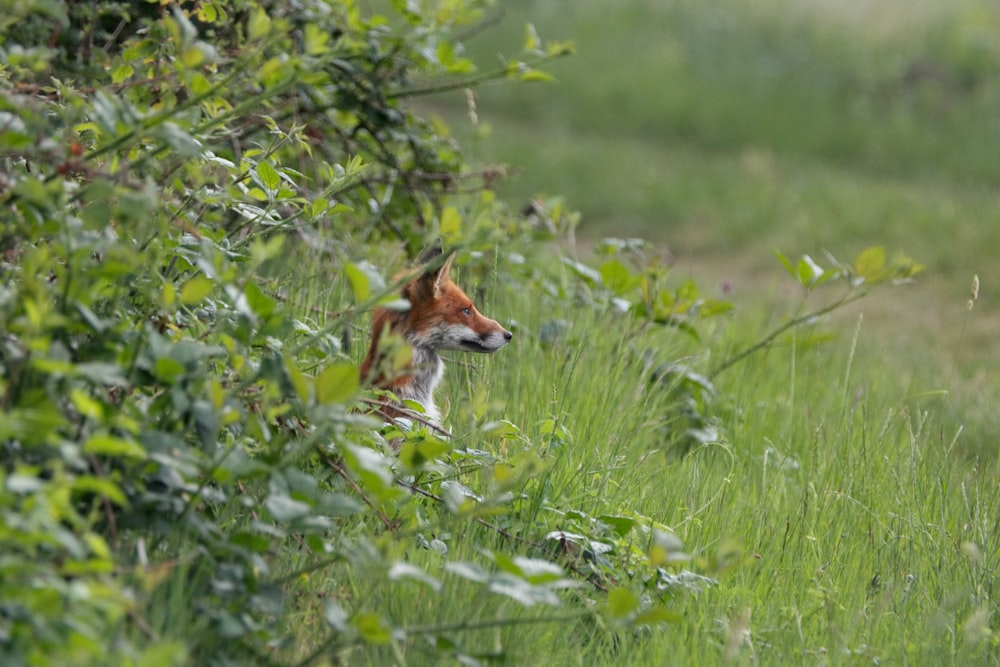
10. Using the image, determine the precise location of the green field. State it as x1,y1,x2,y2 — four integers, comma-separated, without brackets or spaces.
4,1,1000,664
393,0,1000,663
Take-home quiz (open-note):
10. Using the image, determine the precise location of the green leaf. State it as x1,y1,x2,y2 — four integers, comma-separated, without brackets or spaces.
196,2,219,23
773,248,796,278
699,299,734,317
398,437,451,470
796,255,824,287
285,358,310,403
346,261,386,303
137,641,188,667
304,23,329,55
388,562,442,591
478,420,521,437
597,514,638,537
72,476,128,506
265,493,312,521
599,259,638,295
76,362,128,385
562,257,602,286
112,63,134,84
445,561,489,583
524,24,541,51
244,282,276,318
352,613,391,644
492,552,565,584
511,557,565,584
633,607,683,626
70,388,104,420
154,357,186,383
607,587,639,620
256,160,281,192
180,276,213,304
92,91,121,134
247,7,271,39
156,122,202,158
343,444,396,501
181,44,205,67
440,206,462,244
84,434,146,459
854,246,886,281
676,279,699,303
251,234,285,263
519,68,555,83
547,40,576,56
315,364,358,404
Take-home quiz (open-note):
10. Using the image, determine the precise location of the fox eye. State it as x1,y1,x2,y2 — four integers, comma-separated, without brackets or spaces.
461,307,472,316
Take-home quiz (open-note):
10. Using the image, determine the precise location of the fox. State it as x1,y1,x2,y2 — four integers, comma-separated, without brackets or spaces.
360,250,512,426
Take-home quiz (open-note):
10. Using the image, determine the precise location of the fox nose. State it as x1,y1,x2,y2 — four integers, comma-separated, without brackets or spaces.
503,330,513,341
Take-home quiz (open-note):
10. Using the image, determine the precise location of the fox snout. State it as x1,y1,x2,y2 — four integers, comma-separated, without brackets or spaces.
461,324,512,353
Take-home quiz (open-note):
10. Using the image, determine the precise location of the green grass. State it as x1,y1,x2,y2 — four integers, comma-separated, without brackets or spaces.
281,1,1000,663
415,0,1000,456
279,259,1000,664
270,0,1000,665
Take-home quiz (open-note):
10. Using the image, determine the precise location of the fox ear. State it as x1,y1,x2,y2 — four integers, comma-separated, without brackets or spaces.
408,250,454,304
432,253,455,297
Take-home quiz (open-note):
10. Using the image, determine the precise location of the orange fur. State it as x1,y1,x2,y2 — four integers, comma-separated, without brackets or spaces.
360,253,512,424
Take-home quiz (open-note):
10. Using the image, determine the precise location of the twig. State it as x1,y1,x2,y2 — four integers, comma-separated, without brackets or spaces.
385,51,571,100
359,397,454,439
321,451,395,530
709,289,870,379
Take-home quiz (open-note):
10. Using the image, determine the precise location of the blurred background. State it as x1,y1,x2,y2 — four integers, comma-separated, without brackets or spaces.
426,0,1000,449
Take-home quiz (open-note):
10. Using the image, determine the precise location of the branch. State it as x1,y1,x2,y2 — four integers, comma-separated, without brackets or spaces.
385,51,571,100
709,288,870,379
321,451,395,530
359,397,454,439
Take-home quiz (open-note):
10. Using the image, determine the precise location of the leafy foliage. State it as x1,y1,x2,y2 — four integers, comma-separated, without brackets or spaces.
0,1,934,665
0,1,678,664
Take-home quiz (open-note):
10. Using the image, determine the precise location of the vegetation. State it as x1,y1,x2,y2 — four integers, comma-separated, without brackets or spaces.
1,1,997,666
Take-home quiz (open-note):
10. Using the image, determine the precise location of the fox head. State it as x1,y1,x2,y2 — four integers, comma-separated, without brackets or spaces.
401,252,512,354
360,250,512,407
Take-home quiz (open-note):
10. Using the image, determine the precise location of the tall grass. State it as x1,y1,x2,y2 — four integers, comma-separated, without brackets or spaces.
279,254,1000,664
282,1,1000,661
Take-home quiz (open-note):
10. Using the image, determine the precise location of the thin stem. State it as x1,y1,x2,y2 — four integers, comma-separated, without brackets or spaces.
385,52,571,100
709,288,870,379
272,554,346,586
321,451,395,530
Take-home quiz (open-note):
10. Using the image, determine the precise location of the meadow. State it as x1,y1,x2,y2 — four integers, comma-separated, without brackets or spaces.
2,1,999,665
394,0,1000,663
